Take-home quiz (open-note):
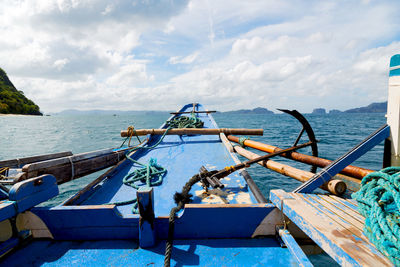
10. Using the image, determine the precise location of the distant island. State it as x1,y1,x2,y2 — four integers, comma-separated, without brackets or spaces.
222,107,274,114
312,102,387,114
0,68,42,115
54,109,168,116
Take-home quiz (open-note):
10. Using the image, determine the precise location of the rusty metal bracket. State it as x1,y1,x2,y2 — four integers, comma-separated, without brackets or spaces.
278,109,319,173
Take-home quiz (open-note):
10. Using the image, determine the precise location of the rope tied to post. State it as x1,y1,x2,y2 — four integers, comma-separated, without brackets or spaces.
238,136,249,147
352,167,400,265
108,158,167,213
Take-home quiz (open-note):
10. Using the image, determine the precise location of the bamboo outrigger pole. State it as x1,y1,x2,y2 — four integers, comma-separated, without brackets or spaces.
227,135,374,179
233,146,349,195
121,128,264,137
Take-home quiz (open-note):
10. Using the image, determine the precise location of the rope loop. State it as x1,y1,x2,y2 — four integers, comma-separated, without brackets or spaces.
166,113,204,129
352,167,400,265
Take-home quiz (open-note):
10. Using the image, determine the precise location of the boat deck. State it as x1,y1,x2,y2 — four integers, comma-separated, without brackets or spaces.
269,189,393,266
70,104,257,217
1,238,300,266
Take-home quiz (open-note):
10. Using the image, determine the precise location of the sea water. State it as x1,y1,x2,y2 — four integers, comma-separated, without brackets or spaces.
0,112,386,203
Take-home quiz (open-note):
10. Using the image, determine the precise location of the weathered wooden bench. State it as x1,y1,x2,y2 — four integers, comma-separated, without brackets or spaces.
270,189,393,266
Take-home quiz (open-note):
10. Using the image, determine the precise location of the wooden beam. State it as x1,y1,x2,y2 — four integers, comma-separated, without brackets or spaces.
121,128,264,137
22,148,116,173
24,150,126,184
0,151,73,168
234,146,347,195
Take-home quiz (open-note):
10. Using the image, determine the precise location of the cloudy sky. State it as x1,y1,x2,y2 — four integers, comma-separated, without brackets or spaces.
1,0,399,112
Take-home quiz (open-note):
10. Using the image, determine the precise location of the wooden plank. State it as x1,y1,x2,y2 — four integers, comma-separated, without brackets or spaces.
298,194,369,244
120,128,264,137
309,195,364,231
26,151,125,184
269,190,392,266
329,195,360,211
22,148,116,172
219,133,234,153
278,228,313,267
0,151,73,168
321,195,365,223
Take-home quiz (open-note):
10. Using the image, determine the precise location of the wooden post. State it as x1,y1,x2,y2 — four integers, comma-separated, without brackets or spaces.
387,54,400,166
137,186,156,248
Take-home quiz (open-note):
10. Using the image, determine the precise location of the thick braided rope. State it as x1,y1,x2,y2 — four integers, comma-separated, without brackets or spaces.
107,158,166,213
166,113,204,129
352,167,400,265
164,173,202,267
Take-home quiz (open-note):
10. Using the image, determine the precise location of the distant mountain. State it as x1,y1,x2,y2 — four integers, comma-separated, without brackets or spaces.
344,102,387,113
329,109,342,114
0,68,42,115
54,109,170,116
223,107,274,114
312,108,326,114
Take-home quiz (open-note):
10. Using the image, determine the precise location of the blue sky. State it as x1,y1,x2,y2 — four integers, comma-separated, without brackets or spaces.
1,0,399,112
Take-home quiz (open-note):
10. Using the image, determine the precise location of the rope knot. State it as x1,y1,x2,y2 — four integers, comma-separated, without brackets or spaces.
127,125,135,136
238,136,249,147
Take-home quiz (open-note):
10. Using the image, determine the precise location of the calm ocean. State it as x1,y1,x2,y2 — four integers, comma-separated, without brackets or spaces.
0,111,386,204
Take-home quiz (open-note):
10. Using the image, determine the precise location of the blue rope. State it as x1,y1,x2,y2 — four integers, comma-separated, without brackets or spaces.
238,136,249,147
352,167,400,265
108,128,171,213
166,112,204,128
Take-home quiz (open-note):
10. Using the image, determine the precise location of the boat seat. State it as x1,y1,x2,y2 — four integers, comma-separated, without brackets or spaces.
269,189,393,266
0,175,58,222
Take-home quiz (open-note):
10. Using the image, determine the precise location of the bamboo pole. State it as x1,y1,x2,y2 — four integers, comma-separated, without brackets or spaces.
121,128,264,137
233,146,348,195
227,135,373,179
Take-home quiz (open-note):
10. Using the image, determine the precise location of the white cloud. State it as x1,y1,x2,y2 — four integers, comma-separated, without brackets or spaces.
169,52,199,64
1,0,400,112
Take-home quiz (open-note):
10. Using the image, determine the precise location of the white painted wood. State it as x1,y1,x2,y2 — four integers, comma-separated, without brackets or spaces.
387,75,400,165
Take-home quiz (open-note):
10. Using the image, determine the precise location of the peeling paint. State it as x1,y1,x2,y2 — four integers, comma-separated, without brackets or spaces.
194,188,252,205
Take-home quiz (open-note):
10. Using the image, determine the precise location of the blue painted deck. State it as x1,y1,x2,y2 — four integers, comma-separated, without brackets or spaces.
1,238,299,266
72,103,256,217
270,189,393,266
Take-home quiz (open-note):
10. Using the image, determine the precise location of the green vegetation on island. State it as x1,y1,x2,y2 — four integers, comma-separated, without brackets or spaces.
0,68,42,115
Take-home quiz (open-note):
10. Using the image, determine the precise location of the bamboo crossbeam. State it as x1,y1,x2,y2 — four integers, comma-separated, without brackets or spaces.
121,128,264,137
227,135,373,179
233,146,348,195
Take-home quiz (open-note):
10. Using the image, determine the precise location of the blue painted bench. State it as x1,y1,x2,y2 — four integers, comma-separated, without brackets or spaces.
270,189,393,266
0,175,58,257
